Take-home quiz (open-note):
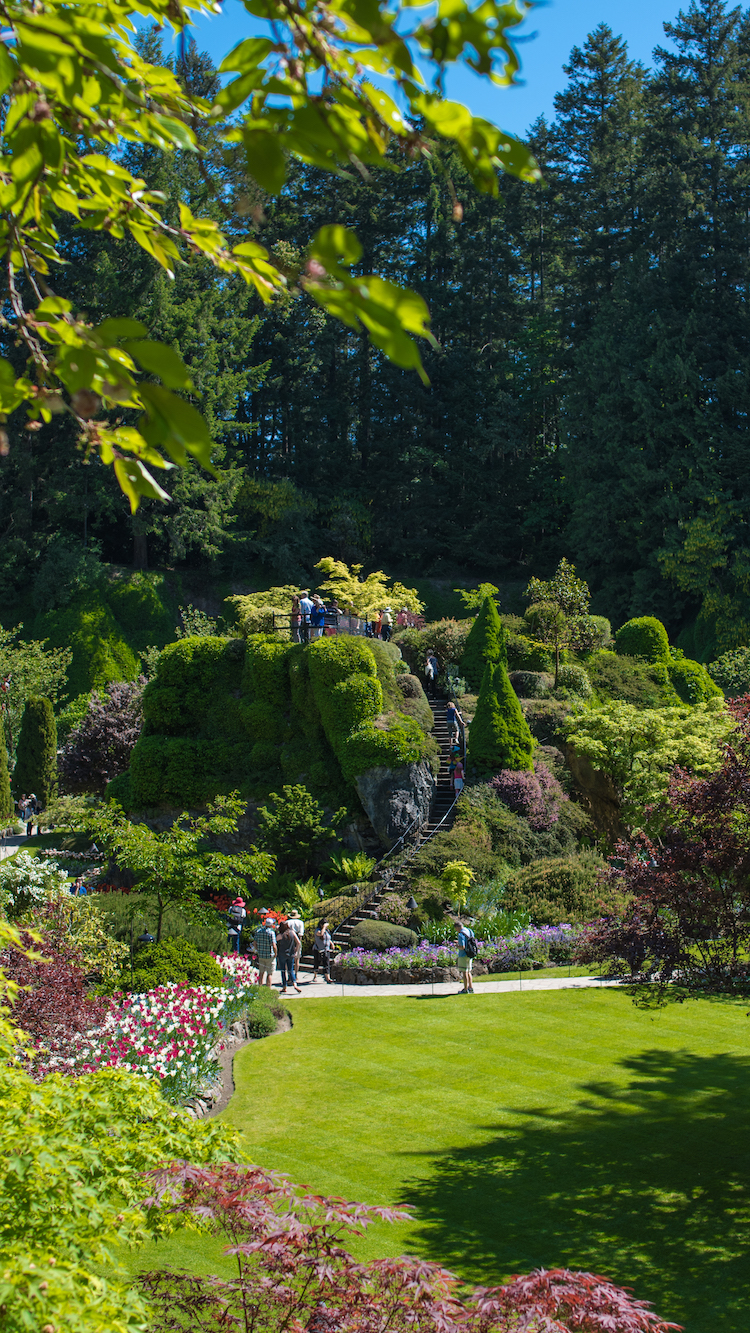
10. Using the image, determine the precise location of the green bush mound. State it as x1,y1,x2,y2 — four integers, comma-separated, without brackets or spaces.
506,633,555,673
123,632,434,816
667,652,722,705
244,999,278,1037
615,616,670,663
460,594,506,691
708,646,750,698
520,699,573,745
586,651,677,707
106,572,176,653
467,661,535,777
34,589,140,700
349,919,417,951
503,852,623,926
117,937,223,993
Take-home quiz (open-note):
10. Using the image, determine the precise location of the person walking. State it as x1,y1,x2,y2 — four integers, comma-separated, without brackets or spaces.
445,700,463,746
276,921,302,993
227,896,247,954
372,609,383,639
310,594,326,640
287,907,305,947
381,607,393,642
452,758,465,795
290,594,302,643
313,919,333,983
456,918,476,994
424,653,439,698
299,591,314,644
254,914,278,987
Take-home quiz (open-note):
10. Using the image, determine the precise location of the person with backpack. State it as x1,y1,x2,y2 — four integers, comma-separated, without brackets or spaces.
227,896,247,954
312,919,333,983
424,653,439,698
456,918,477,993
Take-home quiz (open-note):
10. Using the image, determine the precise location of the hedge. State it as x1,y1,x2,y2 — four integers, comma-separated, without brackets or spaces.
349,920,418,950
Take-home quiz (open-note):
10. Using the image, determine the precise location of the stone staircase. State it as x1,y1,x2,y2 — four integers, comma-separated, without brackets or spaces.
298,698,460,972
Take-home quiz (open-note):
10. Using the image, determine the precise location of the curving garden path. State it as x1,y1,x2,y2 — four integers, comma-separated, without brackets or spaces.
273,973,619,1000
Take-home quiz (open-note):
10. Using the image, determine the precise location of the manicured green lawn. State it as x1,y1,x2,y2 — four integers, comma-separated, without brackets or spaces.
131,989,750,1332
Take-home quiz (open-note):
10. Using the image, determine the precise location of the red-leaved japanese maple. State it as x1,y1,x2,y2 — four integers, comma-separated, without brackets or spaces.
139,1162,680,1332
0,933,106,1074
576,696,750,990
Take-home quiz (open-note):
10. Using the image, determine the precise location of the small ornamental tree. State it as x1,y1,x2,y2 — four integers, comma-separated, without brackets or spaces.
468,662,535,777
139,1163,680,1333
257,784,347,874
60,680,145,794
461,594,507,691
12,696,57,806
314,559,424,618
575,696,750,991
524,559,599,685
89,794,274,942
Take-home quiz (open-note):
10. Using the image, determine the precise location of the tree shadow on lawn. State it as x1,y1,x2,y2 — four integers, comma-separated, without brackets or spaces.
398,1049,750,1332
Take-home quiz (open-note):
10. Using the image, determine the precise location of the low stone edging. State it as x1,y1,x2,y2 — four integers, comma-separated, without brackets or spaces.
331,961,491,986
183,1012,292,1119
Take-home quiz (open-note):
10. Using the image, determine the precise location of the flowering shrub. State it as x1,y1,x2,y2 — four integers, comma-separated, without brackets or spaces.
336,925,578,974
0,850,69,917
489,759,566,831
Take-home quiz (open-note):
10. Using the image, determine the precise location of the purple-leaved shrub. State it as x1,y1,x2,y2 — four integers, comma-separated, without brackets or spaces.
489,759,566,831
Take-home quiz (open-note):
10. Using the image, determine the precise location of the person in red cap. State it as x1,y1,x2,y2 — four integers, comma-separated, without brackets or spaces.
227,896,247,954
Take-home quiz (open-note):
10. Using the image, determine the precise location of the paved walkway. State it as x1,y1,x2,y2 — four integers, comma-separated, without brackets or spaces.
274,973,619,1000
0,834,31,861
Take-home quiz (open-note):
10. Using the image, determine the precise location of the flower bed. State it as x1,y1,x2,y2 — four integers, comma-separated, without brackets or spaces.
332,925,578,985
36,954,262,1103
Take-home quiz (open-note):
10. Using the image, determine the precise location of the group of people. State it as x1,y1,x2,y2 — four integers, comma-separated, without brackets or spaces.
288,595,419,644
227,897,334,991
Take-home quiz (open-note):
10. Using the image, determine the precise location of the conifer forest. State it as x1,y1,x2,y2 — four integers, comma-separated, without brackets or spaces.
5,1,750,647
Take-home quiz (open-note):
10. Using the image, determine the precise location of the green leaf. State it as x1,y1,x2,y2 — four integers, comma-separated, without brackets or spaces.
0,43,17,97
95,317,148,342
122,340,192,390
242,128,287,194
114,458,172,513
219,36,274,73
0,358,29,413
36,296,73,317
310,225,363,269
139,385,216,474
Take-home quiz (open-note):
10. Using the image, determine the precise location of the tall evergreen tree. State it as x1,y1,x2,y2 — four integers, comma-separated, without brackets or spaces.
467,661,535,776
13,698,58,808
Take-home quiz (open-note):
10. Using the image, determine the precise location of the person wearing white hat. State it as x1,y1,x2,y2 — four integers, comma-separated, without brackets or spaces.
381,607,393,642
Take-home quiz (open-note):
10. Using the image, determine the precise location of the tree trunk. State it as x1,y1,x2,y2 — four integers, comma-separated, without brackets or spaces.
156,894,164,943
133,527,148,570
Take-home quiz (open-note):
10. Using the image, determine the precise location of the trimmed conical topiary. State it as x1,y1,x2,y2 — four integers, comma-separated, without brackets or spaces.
0,737,12,821
13,696,57,807
461,594,507,692
467,661,535,777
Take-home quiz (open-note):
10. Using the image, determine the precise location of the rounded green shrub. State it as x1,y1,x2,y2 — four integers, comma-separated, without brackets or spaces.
503,852,619,926
244,1001,277,1037
0,737,12,820
667,655,722,705
119,937,223,993
461,595,507,691
708,646,750,698
13,696,57,806
555,664,592,699
615,616,670,663
509,671,551,699
467,661,535,777
349,919,418,950
586,651,677,707
506,633,555,673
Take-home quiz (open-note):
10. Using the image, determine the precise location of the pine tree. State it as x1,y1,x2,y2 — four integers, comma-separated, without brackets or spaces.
13,698,58,808
467,662,535,777
461,595,507,692
0,739,12,821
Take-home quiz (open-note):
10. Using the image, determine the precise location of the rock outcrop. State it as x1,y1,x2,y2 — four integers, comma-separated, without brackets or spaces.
355,758,436,848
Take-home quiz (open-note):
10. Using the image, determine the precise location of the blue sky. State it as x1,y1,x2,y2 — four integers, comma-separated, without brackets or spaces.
183,0,677,136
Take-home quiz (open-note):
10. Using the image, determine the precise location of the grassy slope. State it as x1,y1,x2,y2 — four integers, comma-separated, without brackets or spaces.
127,989,750,1332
